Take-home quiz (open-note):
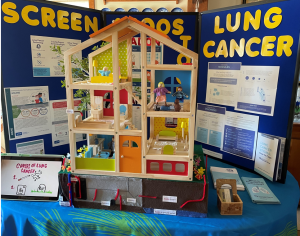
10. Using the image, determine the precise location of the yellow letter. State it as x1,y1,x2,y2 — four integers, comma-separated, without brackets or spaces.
2,2,19,24
226,12,241,32
244,10,261,31
157,19,170,34
21,5,39,26
41,7,56,28
214,16,224,34
264,7,282,29
215,40,228,58
230,38,245,57
277,35,293,57
245,37,261,57
71,12,81,31
85,16,98,33
143,18,155,28
177,36,192,64
57,10,69,30
172,18,184,35
261,36,276,56
203,41,215,58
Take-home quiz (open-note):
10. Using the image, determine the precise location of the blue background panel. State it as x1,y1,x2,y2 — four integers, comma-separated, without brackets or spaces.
1,0,103,154
197,0,300,178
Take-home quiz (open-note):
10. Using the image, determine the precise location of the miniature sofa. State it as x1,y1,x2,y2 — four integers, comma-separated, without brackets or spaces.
156,130,178,142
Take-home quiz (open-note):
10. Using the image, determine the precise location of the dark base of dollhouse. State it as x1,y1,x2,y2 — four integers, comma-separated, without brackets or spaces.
58,173,208,218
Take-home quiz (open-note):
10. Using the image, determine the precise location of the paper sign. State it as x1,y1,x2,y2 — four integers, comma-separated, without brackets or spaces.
59,201,70,206
59,195,63,202
66,109,74,114
154,209,176,216
101,201,111,206
203,148,223,159
127,198,136,203
162,195,177,203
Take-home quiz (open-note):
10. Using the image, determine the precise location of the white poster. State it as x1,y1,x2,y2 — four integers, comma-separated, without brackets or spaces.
236,66,280,116
30,35,81,77
222,111,259,160
206,62,241,107
1,159,61,197
195,103,226,148
49,99,86,147
4,86,51,140
254,133,280,181
16,139,45,154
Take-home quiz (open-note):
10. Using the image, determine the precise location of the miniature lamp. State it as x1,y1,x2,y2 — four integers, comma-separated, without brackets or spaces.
92,60,98,76
181,121,187,141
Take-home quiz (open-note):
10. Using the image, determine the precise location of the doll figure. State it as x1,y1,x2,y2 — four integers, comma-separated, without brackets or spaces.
172,86,188,102
153,82,171,106
98,66,111,76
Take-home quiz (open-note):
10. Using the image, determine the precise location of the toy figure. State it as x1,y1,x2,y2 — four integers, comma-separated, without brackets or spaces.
36,93,43,103
153,82,171,106
108,137,115,157
172,86,188,102
98,66,111,76
174,99,181,112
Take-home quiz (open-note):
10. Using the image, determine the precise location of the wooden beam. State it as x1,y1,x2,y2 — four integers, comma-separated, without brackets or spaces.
147,64,193,71
150,37,155,139
147,111,192,118
89,0,95,9
187,0,208,12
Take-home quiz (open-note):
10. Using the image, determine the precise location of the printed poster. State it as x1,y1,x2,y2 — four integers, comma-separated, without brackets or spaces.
195,103,226,148
206,62,241,107
30,35,81,77
236,66,280,116
49,99,86,147
222,111,259,160
4,86,51,140
16,139,45,154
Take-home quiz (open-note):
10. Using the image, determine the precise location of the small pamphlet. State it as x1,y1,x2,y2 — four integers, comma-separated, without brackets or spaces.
241,177,280,204
210,166,245,191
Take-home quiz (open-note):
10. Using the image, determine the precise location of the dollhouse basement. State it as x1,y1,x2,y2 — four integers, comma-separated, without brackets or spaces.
64,16,199,182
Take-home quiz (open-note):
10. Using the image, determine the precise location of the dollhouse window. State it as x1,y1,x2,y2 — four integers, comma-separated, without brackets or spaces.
164,76,181,93
165,118,177,128
104,92,110,99
104,101,111,108
175,163,185,172
131,141,138,148
122,140,129,147
163,163,172,172
150,162,159,171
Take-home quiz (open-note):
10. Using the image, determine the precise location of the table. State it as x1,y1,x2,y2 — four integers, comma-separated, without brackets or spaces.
2,157,299,236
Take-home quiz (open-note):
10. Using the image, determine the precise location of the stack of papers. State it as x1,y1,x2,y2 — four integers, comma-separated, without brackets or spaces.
241,177,280,204
210,166,245,191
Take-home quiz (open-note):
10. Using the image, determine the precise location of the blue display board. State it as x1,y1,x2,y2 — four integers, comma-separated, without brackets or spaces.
104,12,199,64
197,0,300,183
1,0,102,154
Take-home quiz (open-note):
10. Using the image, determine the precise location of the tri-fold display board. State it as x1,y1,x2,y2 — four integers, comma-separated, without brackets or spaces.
196,0,300,183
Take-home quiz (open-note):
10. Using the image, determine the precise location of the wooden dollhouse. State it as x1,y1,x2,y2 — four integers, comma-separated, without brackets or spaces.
64,16,198,181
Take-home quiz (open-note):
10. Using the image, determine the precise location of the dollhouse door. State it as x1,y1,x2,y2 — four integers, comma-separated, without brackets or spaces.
119,136,141,173
94,90,114,116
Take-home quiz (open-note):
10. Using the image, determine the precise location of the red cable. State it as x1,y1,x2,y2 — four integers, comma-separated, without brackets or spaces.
138,195,157,199
115,189,119,200
180,175,206,208
74,176,81,199
119,195,122,211
93,189,97,201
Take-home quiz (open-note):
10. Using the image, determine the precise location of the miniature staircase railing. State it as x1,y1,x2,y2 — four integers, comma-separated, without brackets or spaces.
124,87,142,105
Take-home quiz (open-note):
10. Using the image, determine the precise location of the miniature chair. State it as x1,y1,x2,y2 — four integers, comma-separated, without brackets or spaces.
161,145,175,155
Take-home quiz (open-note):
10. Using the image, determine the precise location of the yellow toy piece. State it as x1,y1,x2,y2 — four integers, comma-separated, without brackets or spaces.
91,74,113,84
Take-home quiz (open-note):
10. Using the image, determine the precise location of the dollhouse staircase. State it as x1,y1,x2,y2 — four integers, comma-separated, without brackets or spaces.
124,87,142,105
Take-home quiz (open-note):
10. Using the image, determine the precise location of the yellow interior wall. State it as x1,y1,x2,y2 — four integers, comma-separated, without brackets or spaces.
92,40,127,77
154,117,189,138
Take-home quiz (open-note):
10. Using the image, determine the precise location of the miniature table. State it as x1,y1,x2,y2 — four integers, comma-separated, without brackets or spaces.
2,157,299,236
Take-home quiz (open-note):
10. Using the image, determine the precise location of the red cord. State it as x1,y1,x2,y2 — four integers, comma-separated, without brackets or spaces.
62,158,66,166
119,195,122,211
206,155,208,171
115,189,119,200
138,195,157,199
74,176,81,199
180,175,206,208
93,189,97,201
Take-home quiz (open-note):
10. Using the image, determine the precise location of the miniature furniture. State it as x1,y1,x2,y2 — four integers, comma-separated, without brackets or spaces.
3,157,299,235
64,16,198,181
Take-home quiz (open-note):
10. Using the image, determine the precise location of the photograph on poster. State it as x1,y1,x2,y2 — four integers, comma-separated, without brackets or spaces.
4,86,51,140
30,35,81,77
205,62,241,107
195,103,226,148
236,66,280,116
16,139,45,155
222,111,259,160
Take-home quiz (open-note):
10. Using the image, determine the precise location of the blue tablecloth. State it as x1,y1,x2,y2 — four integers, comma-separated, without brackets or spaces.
2,157,300,236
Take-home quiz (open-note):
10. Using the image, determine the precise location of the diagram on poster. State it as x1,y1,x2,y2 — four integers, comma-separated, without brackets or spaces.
195,104,225,148
206,62,241,107
50,99,86,147
1,159,61,197
4,86,51,140
30,35,81,77
16,139,45,154
236,66,280,116
222,111,259,160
